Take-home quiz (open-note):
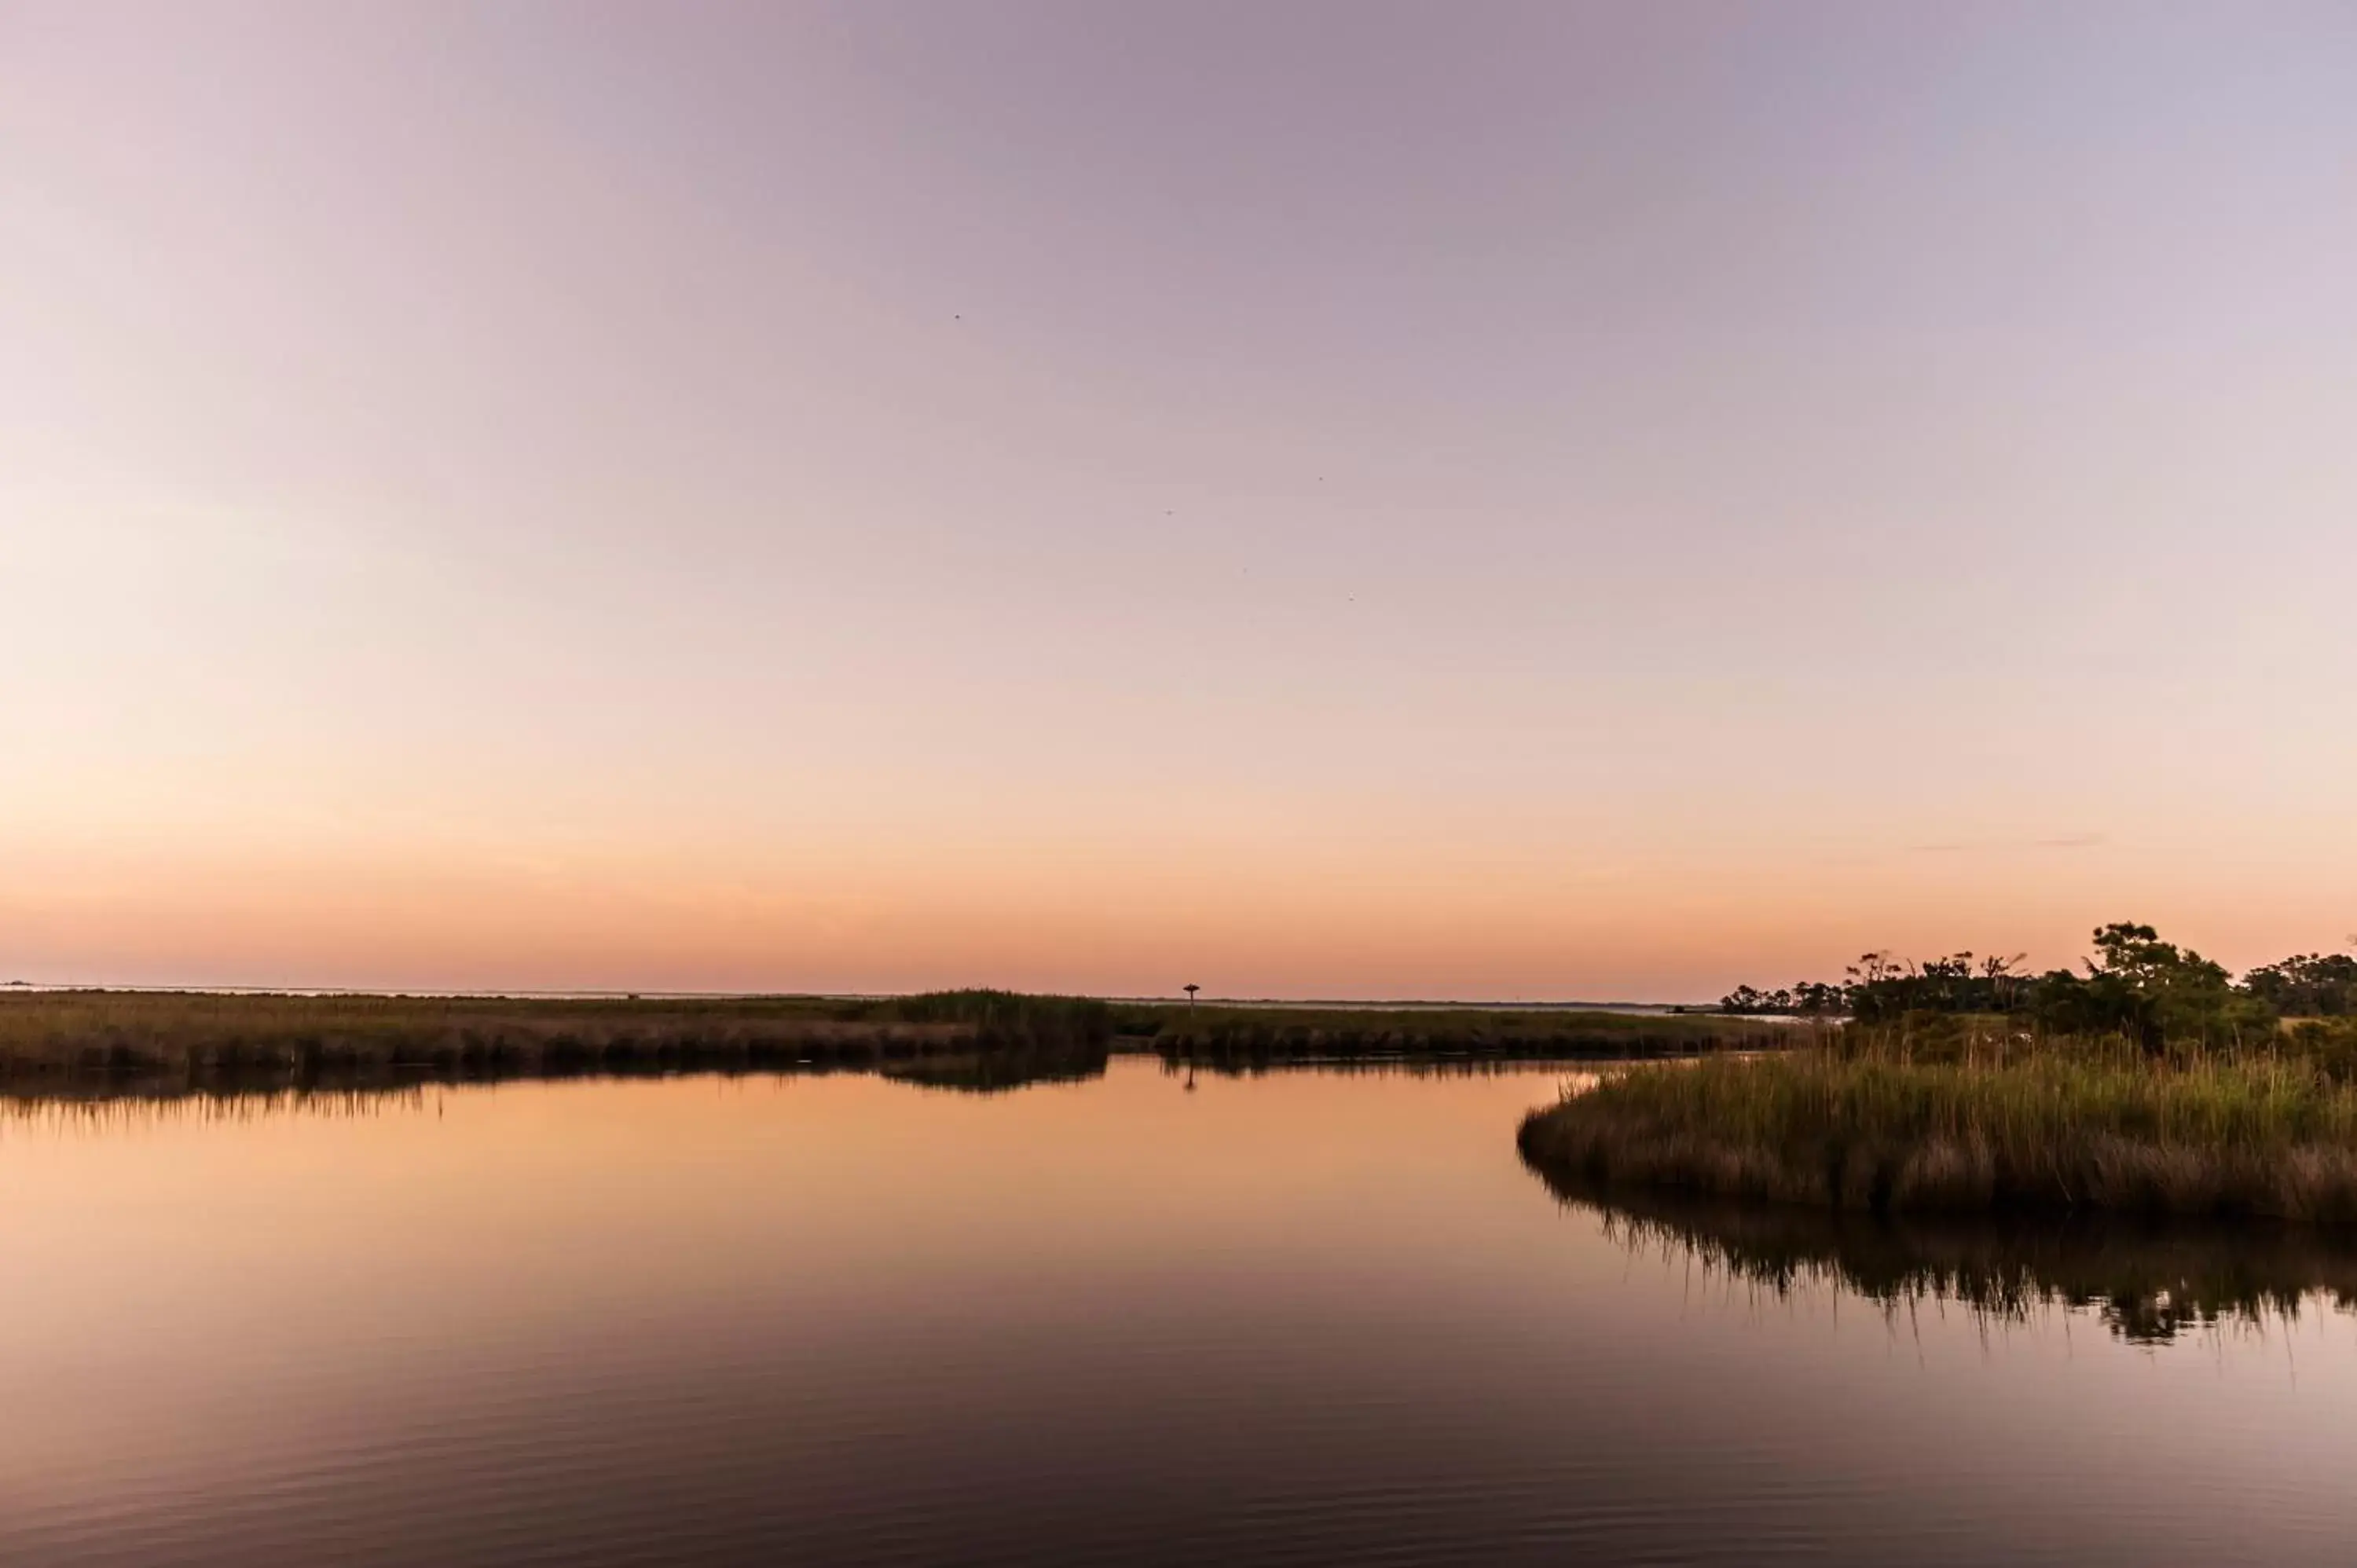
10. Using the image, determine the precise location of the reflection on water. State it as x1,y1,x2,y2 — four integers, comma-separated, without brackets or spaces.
4,1059,2356,1566
1,1084,431,1133
1534,1176,2357,1346
0,1050,1572,1125
0,1041,1118,1122
877,1041,1111,1094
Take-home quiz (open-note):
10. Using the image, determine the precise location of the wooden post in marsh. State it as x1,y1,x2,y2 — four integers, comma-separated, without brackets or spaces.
1182,984,1200,1090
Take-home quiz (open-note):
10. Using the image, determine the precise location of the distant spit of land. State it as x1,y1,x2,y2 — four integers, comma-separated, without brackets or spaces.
0,987,1786,1097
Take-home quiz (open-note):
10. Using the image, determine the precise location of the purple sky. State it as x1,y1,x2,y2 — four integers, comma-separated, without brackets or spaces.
5,3,2355,995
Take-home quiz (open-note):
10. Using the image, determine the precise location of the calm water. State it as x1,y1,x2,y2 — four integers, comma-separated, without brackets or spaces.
4,1059,2355,1566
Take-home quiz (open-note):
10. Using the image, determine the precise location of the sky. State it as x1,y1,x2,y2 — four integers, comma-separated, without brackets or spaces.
4,2,2354,999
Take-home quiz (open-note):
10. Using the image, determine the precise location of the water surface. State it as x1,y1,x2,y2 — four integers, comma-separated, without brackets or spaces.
3,1060,2352,1565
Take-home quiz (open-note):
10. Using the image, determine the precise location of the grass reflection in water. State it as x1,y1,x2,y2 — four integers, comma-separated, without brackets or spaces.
1537,1173,2357,1346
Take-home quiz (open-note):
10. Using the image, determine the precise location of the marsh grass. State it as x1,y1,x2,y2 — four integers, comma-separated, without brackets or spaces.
0,988,1112,1085
1142,1005,1783,1068
1519,1026,2357,1222
0,988,1780,1100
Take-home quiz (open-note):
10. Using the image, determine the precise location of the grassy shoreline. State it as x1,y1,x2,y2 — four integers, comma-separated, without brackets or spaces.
1145,1003,1785,1070
1519,1028,2357,1224
0,989,1772,1094
0,990,1108,1086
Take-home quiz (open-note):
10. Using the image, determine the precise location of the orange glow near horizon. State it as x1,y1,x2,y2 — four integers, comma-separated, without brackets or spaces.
4,7,2352,998
5,798,2350,997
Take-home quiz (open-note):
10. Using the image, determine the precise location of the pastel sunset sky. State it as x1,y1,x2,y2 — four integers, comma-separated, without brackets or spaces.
5,2,2353,998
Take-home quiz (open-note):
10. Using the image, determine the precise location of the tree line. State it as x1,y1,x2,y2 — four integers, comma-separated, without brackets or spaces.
1719,923,2357,1050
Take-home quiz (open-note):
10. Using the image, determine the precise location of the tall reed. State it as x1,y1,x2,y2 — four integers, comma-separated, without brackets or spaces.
1519,1027,2357,1222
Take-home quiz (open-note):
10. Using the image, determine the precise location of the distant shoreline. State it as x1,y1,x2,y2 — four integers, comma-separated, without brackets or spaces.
0,988,1787,1097
0,980,1724,1013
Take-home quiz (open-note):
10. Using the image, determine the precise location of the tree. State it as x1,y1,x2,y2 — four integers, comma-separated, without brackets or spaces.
2243,952,2357,1017
2044,921,2267,1053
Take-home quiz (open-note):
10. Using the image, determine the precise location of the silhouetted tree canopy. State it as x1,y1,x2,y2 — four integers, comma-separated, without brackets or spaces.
1720,922,2345,1050
2244,953,2357,1018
